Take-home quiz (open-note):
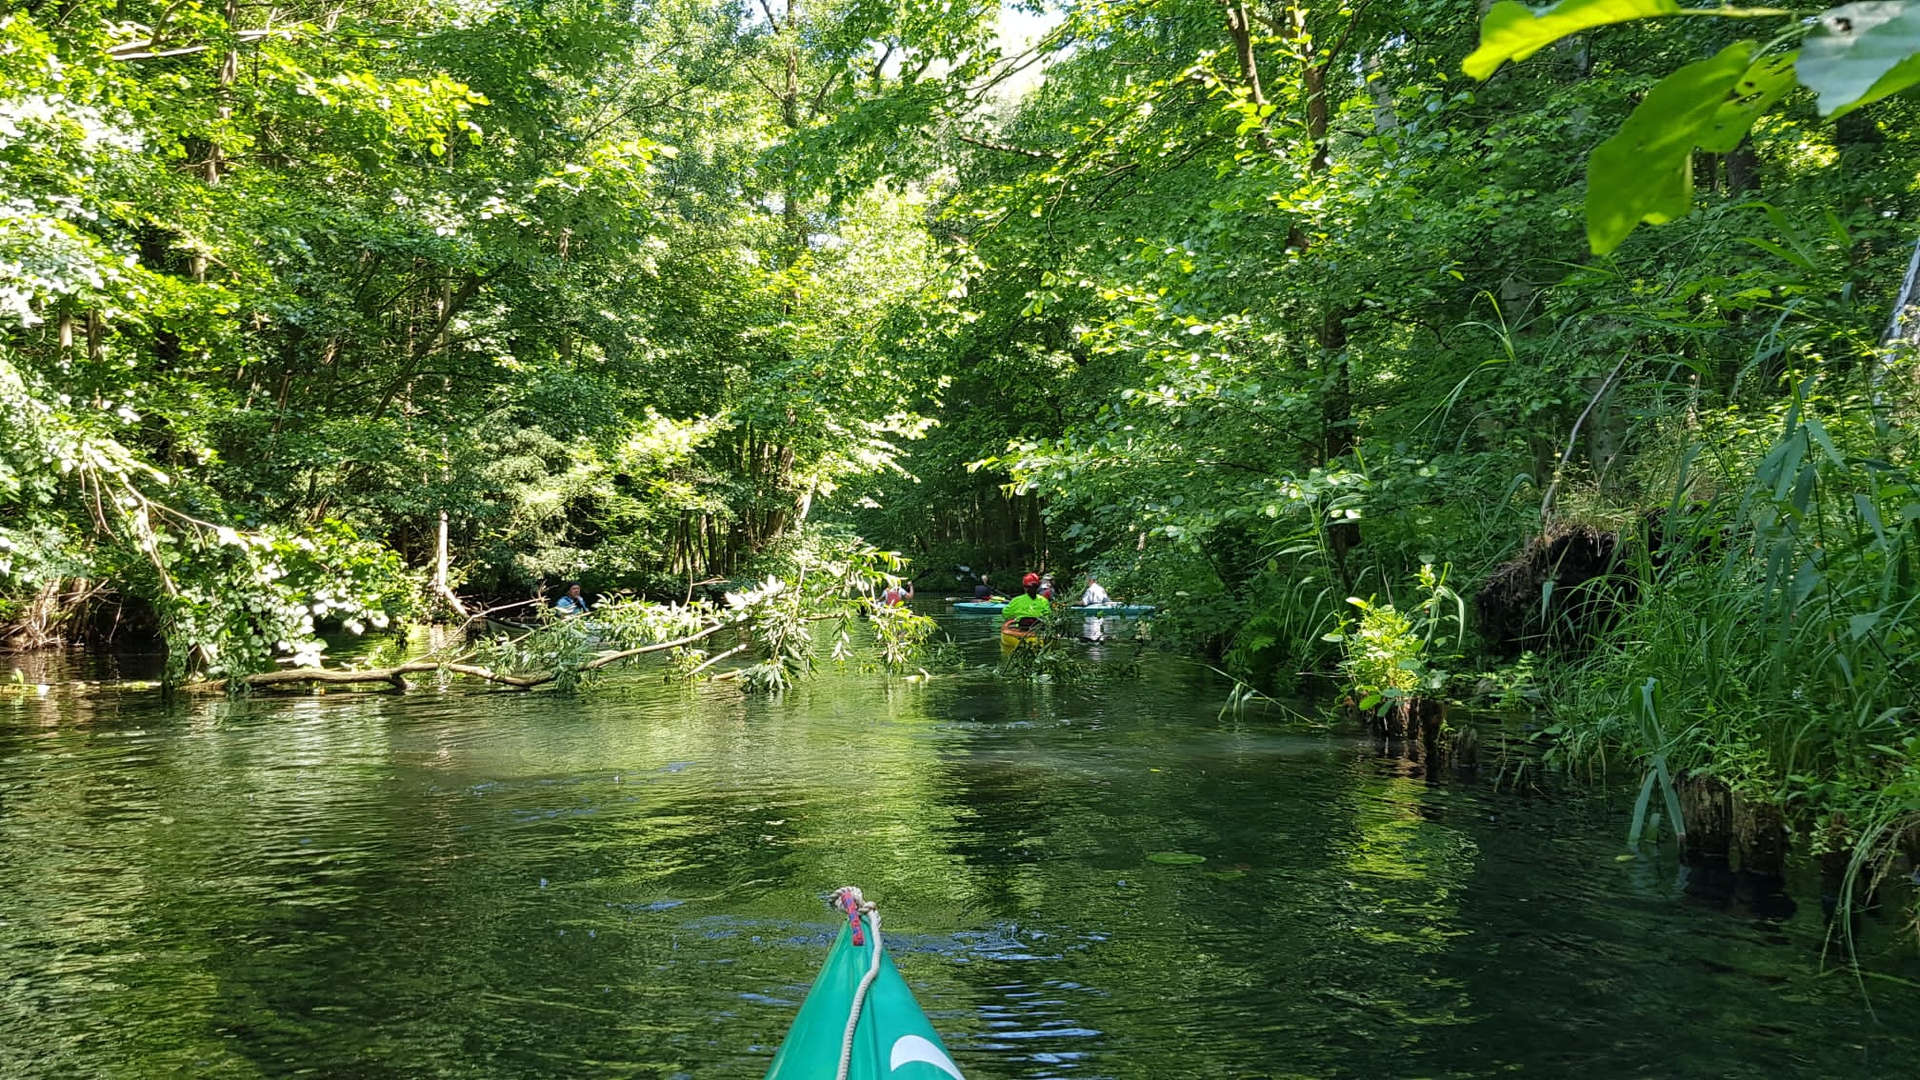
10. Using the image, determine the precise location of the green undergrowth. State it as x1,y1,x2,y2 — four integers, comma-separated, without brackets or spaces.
1540,386,1920,944
1324,562,1467,715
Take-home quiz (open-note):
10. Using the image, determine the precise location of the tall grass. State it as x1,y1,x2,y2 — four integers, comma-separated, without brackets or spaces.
1557,382,1920,942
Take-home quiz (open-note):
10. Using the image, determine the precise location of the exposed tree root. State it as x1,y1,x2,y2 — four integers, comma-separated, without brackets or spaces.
1475,521,1633,655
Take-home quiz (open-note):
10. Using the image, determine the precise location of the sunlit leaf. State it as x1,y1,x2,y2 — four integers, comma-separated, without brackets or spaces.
1699,50,1799,152
1586,42,1755,254
1465,0,1683,80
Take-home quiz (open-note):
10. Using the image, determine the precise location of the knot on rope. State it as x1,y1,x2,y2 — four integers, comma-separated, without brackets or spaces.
832,885,874,946
829,885,885,1080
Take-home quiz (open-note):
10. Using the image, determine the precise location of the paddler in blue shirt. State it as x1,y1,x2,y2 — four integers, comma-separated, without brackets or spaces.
555,582,590,615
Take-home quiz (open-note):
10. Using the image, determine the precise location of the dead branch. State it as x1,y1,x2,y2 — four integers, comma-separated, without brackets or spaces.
109,28,279,60
193,659,443,692
187,621,738,693
433,581,471,620
957,133,1060,161
685,642,748,677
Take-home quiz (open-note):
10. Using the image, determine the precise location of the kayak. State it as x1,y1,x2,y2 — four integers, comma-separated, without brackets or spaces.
953,601,1156,616
1071,603,1154,615
951,600,1005,613
484,615,606,641
1000,618,1041,650
764,887,965,1080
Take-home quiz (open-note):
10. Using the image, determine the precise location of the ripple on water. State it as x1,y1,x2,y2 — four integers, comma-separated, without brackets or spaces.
3,649,1920,1079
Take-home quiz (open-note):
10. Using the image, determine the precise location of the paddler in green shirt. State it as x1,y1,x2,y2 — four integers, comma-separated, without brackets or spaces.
1002,572,1051,626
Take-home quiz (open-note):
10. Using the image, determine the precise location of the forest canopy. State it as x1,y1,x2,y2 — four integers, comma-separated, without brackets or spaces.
4,0,1920,869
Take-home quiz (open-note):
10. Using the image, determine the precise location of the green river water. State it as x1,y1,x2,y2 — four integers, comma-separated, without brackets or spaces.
4,610,1918,1078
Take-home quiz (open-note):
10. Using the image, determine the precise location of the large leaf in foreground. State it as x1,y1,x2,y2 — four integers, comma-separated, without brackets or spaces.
1699,50,1799,152
1796,1,1920,116
1465,0,1682,80
1587,42,1755,253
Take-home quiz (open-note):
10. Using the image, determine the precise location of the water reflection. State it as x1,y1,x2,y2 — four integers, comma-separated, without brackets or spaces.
4,628,1920,1078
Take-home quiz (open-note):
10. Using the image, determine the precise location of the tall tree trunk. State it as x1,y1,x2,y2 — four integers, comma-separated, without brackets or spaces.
1292,10,1352,461
1224,2,1266,106
186,0,240,282
1366,54,1397,133
1874,228,1920,403
1279,4,1362,586
1725,139,1759,195
431,424,467,619
781,0,805,267
1303,48,1330,173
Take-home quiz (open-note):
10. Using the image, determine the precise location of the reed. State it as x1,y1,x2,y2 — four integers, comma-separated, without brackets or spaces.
1556,382,1920,943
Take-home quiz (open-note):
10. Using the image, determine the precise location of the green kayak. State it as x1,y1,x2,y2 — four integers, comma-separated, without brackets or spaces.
764,888,965,1080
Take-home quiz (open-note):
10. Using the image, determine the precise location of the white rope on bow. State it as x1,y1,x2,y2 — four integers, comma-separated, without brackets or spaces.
833,887,884,1080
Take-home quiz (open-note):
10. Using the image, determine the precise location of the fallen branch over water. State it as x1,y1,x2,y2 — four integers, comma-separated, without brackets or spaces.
684,641,748,677
188,623,733,694
178,554,933,696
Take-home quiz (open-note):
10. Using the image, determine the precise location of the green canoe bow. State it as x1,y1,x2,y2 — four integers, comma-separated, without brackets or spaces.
764,897,965,1080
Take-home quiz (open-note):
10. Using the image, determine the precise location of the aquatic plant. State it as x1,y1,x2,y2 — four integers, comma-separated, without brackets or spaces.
1325,564,1466,715
993,609,1093,684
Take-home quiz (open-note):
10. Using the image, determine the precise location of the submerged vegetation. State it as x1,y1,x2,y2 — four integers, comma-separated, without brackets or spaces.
4,0,1920,931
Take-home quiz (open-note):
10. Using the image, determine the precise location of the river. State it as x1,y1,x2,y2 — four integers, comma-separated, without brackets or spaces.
3,611,1917,1078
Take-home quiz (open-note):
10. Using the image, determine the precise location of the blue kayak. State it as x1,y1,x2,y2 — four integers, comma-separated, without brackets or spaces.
952,600,1155,616
1073,603,1156,616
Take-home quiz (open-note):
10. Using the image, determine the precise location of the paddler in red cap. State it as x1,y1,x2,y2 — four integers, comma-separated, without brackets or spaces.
1001,572,1052,627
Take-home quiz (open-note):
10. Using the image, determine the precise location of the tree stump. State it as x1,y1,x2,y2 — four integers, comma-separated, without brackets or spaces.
1676,774,1731,865
1730,793,1789,878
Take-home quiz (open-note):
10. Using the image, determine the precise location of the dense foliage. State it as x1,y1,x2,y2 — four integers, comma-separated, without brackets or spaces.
839,0,1920,887
1,0,987,674
5,0,1920,911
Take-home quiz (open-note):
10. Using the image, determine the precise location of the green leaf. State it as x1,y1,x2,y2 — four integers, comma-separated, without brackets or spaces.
1586,42,1755,254
1855,493,1889,548
1790,556,1822,606
1465,0,1683,80
1743,236,1817,270
1805,416,1844,466
1790,461,1818,517
1699,50,1800,152
1146,851,1206,865
1652,752,1687,843
1627,769,1658,846
1795,1,1920,117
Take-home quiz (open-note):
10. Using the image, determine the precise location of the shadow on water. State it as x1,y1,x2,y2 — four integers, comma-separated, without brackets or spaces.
5,621,1920,1078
